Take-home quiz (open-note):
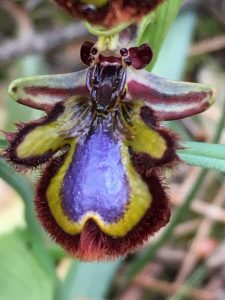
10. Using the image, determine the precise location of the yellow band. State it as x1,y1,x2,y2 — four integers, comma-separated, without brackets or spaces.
47,142,151,237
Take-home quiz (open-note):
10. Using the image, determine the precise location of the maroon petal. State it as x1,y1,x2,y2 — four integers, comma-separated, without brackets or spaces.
123,0,164,12
54,0,111,26
127,69,215,120
8,70,88,112
80,41,95,66
129,44,153,70
54,0,165,28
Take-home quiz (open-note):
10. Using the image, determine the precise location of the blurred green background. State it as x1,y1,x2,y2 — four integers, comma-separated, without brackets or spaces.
0,1,225,299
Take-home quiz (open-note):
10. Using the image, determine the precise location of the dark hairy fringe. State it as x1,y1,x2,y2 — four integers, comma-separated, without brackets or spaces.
35,150,171,261
4,103,65,169
128,104,180,176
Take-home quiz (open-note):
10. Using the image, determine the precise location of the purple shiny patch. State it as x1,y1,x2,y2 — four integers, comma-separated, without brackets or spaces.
61,126,129,223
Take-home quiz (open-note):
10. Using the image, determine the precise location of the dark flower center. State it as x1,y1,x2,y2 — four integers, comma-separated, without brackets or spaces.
80,41,153,116
87,60,127,116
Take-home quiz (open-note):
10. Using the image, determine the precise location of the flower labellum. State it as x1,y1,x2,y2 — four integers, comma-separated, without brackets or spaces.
54,0,166,27
5,39,215,260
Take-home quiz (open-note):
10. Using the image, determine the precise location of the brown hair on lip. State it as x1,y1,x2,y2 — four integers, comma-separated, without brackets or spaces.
35,149,171,261
4,103,65,168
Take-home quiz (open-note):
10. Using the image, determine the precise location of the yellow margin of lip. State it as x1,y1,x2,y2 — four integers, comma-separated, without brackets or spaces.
80,0,108,7
16,122,65,159
47,141,151,237
125,102,167,159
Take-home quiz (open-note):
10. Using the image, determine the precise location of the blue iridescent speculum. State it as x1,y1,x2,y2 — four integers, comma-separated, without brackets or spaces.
4,23,215,260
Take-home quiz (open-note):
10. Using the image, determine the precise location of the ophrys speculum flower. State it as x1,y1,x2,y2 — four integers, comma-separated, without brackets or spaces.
5,38,215,260
54,0,165,28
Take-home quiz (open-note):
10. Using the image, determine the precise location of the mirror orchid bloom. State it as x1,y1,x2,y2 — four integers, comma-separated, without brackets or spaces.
5,40,215,260
54,0,165,27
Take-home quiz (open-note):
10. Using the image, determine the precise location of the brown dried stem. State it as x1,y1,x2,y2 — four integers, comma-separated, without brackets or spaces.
134,275,215,300
174,184,225,284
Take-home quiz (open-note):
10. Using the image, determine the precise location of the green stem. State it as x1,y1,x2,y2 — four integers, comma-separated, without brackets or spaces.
170,264,208,300
84,21,132,37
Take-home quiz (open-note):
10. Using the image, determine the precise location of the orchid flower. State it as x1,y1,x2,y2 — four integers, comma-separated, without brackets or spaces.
5,35,215,260
54,0,165,28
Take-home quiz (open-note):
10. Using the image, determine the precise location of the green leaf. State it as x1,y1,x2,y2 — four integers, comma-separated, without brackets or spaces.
138,0,183,70
152,11,197,80
0,160,38,235
178,142,225,173
0,160,55,276
60,260,121,300
0,138,7,149
170,264,208,300
0,232,54,300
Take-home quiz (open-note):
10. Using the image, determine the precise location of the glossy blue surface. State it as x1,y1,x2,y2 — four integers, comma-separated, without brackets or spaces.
61,126,129,222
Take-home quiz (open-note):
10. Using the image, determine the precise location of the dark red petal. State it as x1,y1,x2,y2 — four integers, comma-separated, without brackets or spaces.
129,44,153,70
127,69,215,121
80,41,95,66
54,0,165,28
54,0,111,26
123,0,164,12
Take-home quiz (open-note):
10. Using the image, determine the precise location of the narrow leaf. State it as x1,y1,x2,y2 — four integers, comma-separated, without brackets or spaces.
0,232,54,300
138,0,183,70
61,260,121,300
178,142,225,172
152,11,197,79
0,160,54,276
0,138,8,149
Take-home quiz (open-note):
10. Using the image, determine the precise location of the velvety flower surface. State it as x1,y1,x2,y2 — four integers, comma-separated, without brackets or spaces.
5,42,215,260
54,0,165,27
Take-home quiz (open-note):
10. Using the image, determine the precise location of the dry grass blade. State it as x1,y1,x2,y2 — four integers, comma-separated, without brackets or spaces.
133,275,215,300
174,184,225,284
190,35,225,56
